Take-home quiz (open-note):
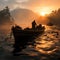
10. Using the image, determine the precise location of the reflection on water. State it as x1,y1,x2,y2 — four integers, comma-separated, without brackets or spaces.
35,25,60,55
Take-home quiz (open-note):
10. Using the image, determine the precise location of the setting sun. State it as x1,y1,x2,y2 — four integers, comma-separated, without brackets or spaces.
39,7,52,16
40,11,47,16
35,7,52,16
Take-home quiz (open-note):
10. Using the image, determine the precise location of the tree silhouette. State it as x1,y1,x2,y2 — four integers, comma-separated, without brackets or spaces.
0,6,14,25
47,8,60,26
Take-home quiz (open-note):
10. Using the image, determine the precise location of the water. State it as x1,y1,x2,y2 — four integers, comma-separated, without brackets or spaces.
0,26,60,60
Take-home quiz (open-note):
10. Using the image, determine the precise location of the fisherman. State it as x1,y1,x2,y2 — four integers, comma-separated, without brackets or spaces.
32,20,37,29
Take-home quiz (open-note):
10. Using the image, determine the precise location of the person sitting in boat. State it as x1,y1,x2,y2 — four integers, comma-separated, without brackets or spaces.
36,24,45,30
36,24,42,30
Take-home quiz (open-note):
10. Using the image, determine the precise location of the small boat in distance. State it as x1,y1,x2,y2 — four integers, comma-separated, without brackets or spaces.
12,20,45,55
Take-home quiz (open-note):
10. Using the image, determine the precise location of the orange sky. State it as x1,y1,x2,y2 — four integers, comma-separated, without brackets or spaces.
18,0,60,15
28,0,60,15
0,0,60,15
0,0,60,28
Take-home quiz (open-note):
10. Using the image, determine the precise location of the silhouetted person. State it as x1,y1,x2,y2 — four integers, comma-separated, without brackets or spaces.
36,24,42,30
32,20,37,29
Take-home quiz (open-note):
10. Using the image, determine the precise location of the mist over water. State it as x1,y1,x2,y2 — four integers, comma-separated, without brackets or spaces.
0,25,60,60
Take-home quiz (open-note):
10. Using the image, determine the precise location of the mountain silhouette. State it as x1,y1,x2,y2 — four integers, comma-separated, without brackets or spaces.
11,8,39,28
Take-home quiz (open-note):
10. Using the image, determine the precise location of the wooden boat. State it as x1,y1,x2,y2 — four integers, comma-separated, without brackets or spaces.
12,25,45,45
11,21,45,55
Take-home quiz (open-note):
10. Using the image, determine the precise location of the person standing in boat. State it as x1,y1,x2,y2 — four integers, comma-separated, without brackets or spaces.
32,20,37,30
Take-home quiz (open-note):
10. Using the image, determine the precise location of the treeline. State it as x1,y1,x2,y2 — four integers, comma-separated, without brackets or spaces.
0,6,14,25
47,8,60,26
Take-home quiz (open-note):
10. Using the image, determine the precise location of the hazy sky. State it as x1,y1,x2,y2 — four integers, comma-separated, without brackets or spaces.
0,0,60,14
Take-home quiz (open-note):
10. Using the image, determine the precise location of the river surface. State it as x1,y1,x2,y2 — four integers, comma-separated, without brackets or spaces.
0,25,60,60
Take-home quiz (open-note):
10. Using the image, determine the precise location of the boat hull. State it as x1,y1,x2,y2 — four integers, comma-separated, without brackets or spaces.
12,26,44,55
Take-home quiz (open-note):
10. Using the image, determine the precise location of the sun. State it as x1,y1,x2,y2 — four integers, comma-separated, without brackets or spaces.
35,7,52,16
40,10,50,16
40,11,47,16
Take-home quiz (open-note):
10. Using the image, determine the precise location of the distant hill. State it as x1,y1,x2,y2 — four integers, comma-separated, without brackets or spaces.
11,8,39,28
